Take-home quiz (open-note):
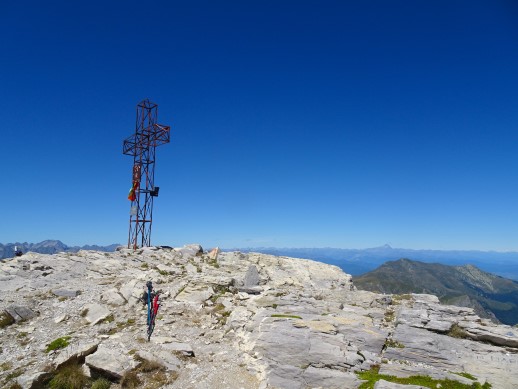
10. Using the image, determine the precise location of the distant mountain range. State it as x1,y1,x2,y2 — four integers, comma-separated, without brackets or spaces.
228,245,518,281
353,258,518,325
0,240,120,260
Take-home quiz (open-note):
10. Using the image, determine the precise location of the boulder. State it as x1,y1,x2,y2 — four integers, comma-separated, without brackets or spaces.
243,265,260,287
52,289,80,298
185,262,198,275
461,321,518,348
176,244,203,258
175,284,213,304
82,303,111,325
16,372,53,389
101,288,127,306
208,247,220,260
53,341,100,368
4,305,38,322
85,344,137,379
120,279,141,306
137,350,182,372
54,314,68,324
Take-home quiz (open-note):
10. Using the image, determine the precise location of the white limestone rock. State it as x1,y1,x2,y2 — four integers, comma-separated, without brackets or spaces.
120,278,142,306
152,336,176,344
53,341,99,368
175,243,203,258
54,313,69,324
302,367,362,389
374,380,426,388
82,303,111,325
175,284,214,304
52,289,80,298
156,263,180,275
85,344,137,379
4,305,38,322
384,324,518,388
137,349,182,372
161,341,195,357
243,265,260,287
101,288,126,306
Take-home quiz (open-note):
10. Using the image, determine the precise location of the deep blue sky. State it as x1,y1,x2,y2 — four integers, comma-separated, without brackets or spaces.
1,1,518,250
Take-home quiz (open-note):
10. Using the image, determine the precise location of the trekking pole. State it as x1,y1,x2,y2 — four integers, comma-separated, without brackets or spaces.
146,281,162,341
146,281,152,328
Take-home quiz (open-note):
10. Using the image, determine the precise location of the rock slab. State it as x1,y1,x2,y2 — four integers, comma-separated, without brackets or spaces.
85,344,136,379
4,305,38,322
82,303,111,325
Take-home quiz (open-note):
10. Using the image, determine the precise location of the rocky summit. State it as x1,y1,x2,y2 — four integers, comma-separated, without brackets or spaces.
1,246,517,389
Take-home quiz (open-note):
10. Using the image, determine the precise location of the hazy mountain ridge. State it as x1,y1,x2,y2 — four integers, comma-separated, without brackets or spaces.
0,240,120,260
353,258,518,325
229,245,518,280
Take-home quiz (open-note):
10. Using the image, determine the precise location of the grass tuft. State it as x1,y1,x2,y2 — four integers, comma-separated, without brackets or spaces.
48,364,89,389
120,370,141,388
448,323,469,339
384,309,395,323
91,377,112,389
146,370,169,388
0,311,15,328
1,362,12,371
115,317,136,331
392,294,413,304
46,336,71,353
385,339,405,348
271,314,302,319
356,365,491,389
139,359,165,373
101,314,115,324
5,368,24,381
451,371,477,380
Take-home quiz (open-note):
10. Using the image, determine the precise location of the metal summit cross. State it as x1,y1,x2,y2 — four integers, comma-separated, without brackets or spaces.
123,99,171,249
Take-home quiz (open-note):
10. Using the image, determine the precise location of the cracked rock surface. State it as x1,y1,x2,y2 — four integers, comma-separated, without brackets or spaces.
0,246,517,388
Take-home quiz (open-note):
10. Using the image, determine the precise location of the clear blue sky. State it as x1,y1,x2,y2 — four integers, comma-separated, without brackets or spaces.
1,1,518,250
